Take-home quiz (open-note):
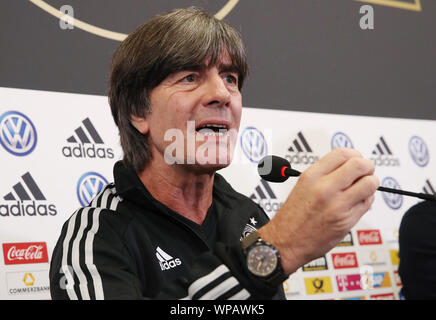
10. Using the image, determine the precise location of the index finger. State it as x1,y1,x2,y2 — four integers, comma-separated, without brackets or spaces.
305,148,363,178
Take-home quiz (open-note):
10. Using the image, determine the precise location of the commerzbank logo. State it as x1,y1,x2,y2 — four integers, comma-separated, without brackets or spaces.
6,270,50,296
23,273,36,286
0,111,37,156
76,172,108,207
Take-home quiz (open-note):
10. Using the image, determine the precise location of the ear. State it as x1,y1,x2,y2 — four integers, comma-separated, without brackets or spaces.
130,114,149,135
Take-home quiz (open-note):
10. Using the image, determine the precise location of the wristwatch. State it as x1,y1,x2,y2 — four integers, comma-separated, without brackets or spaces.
241,231,288,286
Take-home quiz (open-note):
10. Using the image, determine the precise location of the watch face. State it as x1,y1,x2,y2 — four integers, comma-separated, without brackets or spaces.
246,244,278,277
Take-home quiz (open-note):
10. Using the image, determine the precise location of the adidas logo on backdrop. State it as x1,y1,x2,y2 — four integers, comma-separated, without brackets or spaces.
250,180,283,215
62,117,114,159
156,247,182,271
285,131,320,165
0,172,57,217
370,136,400,167
423,179,435,195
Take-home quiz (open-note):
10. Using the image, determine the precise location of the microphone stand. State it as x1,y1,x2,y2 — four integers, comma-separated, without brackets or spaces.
286,167,436,202
377,186,436,202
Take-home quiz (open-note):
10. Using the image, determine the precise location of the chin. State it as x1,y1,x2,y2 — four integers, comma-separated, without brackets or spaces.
187,156,232,174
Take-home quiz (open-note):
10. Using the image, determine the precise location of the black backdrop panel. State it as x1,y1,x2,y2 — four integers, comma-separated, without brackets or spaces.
1,0,435,119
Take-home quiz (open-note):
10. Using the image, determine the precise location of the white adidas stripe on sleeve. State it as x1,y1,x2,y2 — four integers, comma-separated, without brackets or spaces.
60,184,121,300
183,264,251,300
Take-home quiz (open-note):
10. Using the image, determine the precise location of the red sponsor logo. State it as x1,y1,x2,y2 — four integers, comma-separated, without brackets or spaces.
370,293,395,300
332,252,359,269
2,242,49,265
357,230,382,245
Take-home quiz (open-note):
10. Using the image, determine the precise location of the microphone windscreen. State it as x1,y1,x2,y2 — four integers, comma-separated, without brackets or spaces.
258,155,291,182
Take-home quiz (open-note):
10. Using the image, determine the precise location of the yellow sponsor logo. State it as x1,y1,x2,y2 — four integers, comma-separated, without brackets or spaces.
390,249,400,265
23,273,35,286
304,277,333,295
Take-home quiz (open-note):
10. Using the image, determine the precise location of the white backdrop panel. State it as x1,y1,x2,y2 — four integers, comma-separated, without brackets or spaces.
1,87,435,300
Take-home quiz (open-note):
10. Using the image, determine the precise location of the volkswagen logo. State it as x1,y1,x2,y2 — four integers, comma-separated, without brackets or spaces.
331,132,354,150
0,111,37,156
240,126,268,163
76,172,108,207
408,136,429,167
381,177,403,210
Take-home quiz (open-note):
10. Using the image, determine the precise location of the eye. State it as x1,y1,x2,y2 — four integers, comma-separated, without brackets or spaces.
223,74,238,86
181,73,197,83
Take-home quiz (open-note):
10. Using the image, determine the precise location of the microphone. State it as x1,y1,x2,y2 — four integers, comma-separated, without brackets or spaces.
257,155,436,202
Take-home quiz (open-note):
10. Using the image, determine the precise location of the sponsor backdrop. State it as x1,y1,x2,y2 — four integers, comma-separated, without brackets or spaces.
1,87,435,300
1,1,435,300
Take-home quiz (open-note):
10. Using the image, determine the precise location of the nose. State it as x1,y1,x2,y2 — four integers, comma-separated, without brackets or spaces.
203,73,231,108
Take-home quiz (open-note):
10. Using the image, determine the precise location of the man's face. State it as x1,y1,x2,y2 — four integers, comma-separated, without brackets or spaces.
144,51,242,172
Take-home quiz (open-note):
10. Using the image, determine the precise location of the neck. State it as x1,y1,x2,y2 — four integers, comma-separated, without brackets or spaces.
138,153,215,225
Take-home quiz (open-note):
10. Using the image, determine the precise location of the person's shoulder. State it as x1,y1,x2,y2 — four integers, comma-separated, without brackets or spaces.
403,200,436,220
62,182,133,236
400,200,436,237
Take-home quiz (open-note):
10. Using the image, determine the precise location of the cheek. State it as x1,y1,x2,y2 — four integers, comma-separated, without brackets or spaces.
234,107,242,126
149,98,179,132
148,103,191,149
232,97,243,128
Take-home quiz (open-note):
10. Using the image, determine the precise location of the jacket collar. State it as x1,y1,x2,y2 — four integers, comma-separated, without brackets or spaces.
113,160,234,210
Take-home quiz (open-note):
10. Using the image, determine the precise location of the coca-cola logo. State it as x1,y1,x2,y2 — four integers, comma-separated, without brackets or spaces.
357,230,382,245
332,252,358,269
2,242,48,265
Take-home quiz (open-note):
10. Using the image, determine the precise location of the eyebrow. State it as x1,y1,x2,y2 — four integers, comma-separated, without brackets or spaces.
178,62,238,71
171,60,239,77
217,63,239,74
174,64,205,73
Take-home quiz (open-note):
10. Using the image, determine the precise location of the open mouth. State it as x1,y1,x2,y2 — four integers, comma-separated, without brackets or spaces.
195,123,229,137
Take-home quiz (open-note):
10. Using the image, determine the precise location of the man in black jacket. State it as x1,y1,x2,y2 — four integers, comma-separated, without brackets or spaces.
399,200,436,299
49,7,379,299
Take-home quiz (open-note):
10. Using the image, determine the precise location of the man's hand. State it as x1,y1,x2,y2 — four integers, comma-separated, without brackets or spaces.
258,148,379,274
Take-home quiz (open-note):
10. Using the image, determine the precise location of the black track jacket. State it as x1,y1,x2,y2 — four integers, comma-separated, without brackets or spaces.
49,161,286,300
